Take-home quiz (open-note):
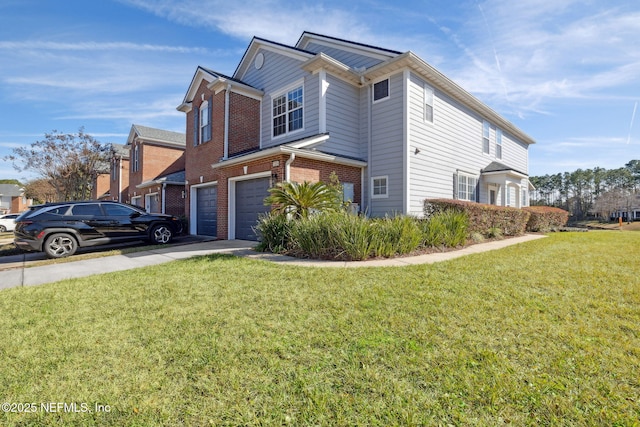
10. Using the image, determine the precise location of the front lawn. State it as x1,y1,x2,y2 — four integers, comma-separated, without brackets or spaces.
0,231,638,426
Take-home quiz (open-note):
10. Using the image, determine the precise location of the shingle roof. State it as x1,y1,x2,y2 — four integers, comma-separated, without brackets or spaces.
482,161,528,176
131,124,185,146
111,143,130,158
0,184,24,197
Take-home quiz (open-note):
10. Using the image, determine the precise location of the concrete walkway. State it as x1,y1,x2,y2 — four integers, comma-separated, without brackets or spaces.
0,234,545,290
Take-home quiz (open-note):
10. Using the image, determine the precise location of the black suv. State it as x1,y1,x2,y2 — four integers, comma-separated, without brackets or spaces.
14,201,183,258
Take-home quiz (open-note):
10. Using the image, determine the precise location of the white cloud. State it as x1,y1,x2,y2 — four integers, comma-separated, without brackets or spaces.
119,0,371,43
61,94,185,124
436,2,640,115
0,40,210,54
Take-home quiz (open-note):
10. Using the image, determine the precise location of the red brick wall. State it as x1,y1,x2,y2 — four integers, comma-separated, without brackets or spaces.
91,173,110,200
289,157,362,205
164,185,186,217
11,196,31,213
109,157,130,202
209,155,362,239
184,81,225,223
129,143,185,208
229,93,260,156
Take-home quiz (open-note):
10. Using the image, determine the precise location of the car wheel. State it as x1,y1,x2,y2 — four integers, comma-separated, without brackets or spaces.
150,224,173,244
0,225,6,232
44,233,78,258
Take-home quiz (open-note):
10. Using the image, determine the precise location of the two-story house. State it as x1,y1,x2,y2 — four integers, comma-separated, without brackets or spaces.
178,32,535,240
125,124,186,216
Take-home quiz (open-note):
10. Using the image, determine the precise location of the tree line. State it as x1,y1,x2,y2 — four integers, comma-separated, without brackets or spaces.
530,160,640,220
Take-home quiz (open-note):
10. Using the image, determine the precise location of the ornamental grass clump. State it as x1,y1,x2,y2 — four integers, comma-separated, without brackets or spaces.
370,215,423,258
422,210,469,248
254,212,291,253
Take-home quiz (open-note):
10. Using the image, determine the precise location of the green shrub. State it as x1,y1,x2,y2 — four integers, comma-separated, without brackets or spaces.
422,209,469,248
524,206,569,232
254,212,292,253
425,199,529,237
487,226,503,239
264,181,341,219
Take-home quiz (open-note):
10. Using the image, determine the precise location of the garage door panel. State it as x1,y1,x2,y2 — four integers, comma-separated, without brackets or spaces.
235,178,271,240
197,186,217,236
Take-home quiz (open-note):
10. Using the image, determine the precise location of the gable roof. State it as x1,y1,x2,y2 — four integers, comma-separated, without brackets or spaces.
0,184,24,197
296,31,401,62
233,36,315,81
127,124,185,148
177,66,263,112
184,31,535,146
111,143,130,159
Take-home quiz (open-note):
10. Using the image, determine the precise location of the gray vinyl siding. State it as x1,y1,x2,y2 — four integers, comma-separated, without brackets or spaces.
500,131,529,172
323,74,362,159
369,72,405,216
407,72,530,215
304,42,386,69
241,49,319,148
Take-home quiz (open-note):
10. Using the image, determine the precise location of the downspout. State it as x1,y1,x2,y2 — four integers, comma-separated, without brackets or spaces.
118,156,122,202
285,153,295,182
366,78,372,215
162,183,166,214
223,84,231,159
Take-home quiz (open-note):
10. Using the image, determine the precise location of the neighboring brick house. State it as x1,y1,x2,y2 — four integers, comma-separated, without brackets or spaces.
126,124,186,215
106,143,130,203
0,184,32,213
178,32,534,240
91,171,111,200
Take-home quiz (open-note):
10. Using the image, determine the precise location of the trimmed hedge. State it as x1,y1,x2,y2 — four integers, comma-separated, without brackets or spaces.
523,206,569,232
424,199,530,236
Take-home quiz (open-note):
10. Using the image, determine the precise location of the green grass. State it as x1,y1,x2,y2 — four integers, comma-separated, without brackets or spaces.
0,231,639,426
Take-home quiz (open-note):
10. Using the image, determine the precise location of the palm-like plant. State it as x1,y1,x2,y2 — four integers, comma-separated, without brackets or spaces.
264,181,341,219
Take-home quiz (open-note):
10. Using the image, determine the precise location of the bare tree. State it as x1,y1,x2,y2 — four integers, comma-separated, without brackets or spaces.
4,128,111,202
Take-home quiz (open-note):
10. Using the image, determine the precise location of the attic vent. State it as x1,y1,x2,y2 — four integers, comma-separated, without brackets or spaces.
254,53,264,70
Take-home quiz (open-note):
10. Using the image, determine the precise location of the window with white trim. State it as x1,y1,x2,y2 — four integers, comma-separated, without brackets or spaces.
373,79,389,102
371,176,388,198
272,85,303,137
200,101,211,144
482,120,490,154
522,188,528,207
496,128,503,159
424,85,434,123
457,173,478,202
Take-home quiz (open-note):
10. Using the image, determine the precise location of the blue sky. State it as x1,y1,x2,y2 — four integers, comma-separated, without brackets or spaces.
1,0,639,182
